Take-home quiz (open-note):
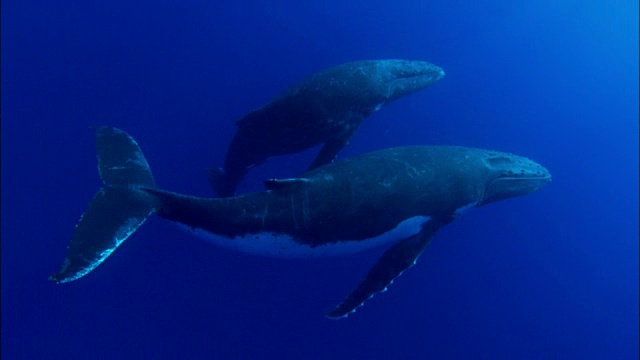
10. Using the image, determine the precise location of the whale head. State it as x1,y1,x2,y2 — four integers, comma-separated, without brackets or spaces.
379,59,445,101
480,152,551,205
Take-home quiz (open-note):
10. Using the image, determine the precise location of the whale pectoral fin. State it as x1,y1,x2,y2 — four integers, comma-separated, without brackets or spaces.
308,139,348,170
308,119,362,170
327,219,446,319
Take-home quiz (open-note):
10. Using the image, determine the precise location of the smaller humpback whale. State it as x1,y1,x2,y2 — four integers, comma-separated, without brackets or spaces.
50,127,551,318
210,59,445,197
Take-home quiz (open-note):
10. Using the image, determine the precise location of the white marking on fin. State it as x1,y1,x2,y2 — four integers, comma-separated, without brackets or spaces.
56,216,149,283
454,201,478,218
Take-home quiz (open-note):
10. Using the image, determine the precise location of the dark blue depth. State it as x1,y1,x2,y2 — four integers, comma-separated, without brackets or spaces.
2,1,638,359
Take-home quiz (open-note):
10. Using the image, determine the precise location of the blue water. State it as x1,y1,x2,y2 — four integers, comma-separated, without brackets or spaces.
2,1,638,358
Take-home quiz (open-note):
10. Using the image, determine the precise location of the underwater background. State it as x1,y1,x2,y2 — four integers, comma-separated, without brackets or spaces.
2,1,638,359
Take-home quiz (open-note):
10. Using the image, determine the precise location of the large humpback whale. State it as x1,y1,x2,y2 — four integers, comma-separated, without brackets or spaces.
50,127,551,318
210,59,445,197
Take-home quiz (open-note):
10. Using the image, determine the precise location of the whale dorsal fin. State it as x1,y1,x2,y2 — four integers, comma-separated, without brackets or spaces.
264,178,310,191
327,217,451,319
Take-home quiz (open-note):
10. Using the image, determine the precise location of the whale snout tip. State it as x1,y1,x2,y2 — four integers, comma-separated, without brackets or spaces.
417,62,445,82
480,152,552,204
541,166,552,182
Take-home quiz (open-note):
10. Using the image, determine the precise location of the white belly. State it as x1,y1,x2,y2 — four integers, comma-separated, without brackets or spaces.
183,215,431,258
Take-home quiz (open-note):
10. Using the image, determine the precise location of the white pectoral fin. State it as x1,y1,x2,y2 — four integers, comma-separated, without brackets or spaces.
326,218,446,319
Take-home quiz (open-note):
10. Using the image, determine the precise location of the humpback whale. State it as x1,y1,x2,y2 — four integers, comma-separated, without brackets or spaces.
210,59,445,197
50,127,551,318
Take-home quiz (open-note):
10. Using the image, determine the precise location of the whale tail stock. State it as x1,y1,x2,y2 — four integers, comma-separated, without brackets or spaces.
49,126,157,283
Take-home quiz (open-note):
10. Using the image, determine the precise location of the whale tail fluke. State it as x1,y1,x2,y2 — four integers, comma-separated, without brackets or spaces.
49,127,157,283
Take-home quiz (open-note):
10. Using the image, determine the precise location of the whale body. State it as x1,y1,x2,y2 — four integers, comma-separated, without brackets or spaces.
50,127,550,318
211,59,445,197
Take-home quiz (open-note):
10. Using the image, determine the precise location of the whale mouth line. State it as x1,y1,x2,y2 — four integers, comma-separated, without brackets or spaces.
385,73,440,99
501,174,552,181
398,73,428,79
396,71,442,80
399,67,445,80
